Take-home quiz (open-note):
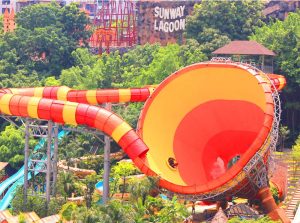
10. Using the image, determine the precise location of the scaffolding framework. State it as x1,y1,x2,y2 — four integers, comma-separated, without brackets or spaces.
24,120,58,212
89,0,137,54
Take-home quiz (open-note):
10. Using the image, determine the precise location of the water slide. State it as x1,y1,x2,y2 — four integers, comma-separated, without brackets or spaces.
0,61,288,222
0,130,67,210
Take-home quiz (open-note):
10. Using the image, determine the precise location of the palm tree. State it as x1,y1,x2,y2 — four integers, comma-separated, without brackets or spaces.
58,172,75,199
129,176,159,205
98,200,136,223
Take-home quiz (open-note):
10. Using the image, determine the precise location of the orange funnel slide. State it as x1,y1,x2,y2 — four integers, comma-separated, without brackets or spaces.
137,63,274,194
0,62,288,222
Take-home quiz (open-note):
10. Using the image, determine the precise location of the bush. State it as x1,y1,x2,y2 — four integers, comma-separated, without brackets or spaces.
11,187,65,218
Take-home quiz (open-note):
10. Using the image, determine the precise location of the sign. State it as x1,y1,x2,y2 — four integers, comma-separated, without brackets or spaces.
154,5,186,33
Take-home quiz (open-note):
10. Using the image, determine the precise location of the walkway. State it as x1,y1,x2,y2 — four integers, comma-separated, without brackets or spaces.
275,150,300,221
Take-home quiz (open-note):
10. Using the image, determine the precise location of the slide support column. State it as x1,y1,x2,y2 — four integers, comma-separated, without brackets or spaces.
23,119,30,211
103,103,112,204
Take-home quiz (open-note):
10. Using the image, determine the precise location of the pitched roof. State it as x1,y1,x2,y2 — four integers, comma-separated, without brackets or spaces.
212,41,276,56
211,209,228,223
0,162,8,172
225,203,260,218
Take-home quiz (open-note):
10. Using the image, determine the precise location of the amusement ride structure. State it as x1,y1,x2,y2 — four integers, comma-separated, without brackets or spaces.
89,0,137,54
0,60,289,222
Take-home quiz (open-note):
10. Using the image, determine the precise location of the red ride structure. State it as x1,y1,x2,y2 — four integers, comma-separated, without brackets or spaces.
89,0,137,54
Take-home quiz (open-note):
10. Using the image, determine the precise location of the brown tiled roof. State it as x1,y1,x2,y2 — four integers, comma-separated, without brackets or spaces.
225,203,260,218
0,163,8,172
212,41,276,56
211,209,228,223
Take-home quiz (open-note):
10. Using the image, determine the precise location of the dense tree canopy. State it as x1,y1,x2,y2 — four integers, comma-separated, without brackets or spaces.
186,0,264,42
0,125,36,169
0,3,90,82
251,11,300,140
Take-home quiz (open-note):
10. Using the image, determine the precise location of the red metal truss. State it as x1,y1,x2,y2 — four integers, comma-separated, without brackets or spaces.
89,0,137,54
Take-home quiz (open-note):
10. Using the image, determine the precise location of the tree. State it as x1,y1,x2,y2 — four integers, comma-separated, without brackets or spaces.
98,200,136,223
128,177,158,206
178,38,209,64
16,3,90,46
279,125,290,151
186,0,264,42
156,197,188,223
57,172,76,199
12,186,64,217
291,134,300,175
251,11,300,140
0,3,91,78
111,161,137,199
196,28,231,56
0,125,36,169
59,202,78,222
83,174,99,208
60,48,107,89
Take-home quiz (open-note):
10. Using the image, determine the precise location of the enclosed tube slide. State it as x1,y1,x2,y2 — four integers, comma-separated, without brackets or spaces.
0,62,288,222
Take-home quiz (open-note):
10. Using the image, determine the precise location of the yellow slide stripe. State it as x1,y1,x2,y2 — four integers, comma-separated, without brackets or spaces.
111,122,132,142
9,88,19,94
57,86,71,101
86,90,97,105
63,101,78,126
34,87,44,98
0,94,13,115
27,97,40,119
119,89,131,102
148,87,156,95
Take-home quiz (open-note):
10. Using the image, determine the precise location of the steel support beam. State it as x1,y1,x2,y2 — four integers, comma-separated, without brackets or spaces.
45,121,53,209
52,125,59,196
23,119,30,211
103,103,112,204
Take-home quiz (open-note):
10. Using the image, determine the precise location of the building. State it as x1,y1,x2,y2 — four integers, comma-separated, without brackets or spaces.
0,0,16,14
136,0,199,45
263,0,300,20
2,7,15,32
212,40,276,74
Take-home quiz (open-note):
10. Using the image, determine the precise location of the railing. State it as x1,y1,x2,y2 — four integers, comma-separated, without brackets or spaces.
261,65,274,74
293,203,300,223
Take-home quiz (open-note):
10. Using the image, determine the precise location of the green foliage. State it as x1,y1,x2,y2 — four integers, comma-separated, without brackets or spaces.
98,200,136,223
11,187,65,218
78,156,104,174
60,48,107,89
196,28,231,56
292,134,300,161
156,197,188,223
61,42,207,89
128,176,159,206
57,172,76,199
251,12,300,139
0,2,90,80
59,202,78,221
83,173,99,208
279,125,290,150
251,12,300,82
18,213,26,223
0,125,36,169
44,76,61,86
111,161,137,198
228,216,279,223
186,0,264,41
270,184,280,204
